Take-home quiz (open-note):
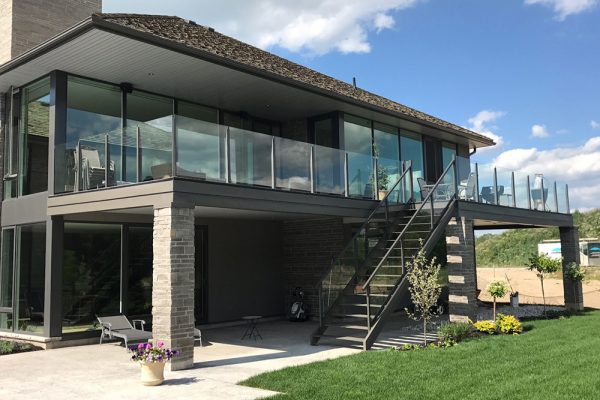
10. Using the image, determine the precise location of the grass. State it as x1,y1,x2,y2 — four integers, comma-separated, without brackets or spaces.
0,340,39,355
242,311,600,400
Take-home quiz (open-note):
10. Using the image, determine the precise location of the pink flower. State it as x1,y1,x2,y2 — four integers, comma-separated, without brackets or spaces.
145,343,153,349
137,343,145,349
157,340,165,348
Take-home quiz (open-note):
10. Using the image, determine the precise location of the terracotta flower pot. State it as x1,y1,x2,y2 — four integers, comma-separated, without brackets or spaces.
140,361,166,386
378,190,389,200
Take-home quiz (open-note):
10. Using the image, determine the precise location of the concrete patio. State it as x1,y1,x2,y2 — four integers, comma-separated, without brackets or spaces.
0,317,440,400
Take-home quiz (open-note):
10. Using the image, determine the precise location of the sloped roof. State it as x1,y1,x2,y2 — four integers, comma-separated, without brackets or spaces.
93,13,494,147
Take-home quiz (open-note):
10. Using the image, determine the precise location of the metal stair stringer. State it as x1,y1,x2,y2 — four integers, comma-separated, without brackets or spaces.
362,198,458,350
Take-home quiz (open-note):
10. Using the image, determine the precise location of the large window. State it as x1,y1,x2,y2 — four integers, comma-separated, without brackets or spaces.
60,76,122,193
127,226,153,318
400,131,424,200
374,122,400,192
344,114,373,198
20,78,50,196
175,101,220,181
126,91,173,182
0,224,46,334
62,223,121,333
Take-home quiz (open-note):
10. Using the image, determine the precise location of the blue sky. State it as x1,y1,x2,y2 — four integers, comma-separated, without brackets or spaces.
103,0,600,210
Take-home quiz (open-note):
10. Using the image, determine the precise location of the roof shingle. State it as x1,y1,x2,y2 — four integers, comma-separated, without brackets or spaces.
95,13,494,146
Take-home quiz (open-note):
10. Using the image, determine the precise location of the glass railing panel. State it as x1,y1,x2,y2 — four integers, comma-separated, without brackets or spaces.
513,171,530,209
274,137,311,192
75,139,112,191
495,167,513,207
176,117,225,182
228,127,272,187
136,124,172,182
456,156,476,201
477,163,497,205
556,182,569,213
530,174,547,211
314,145,345,196
544,178,557,212
347,151,374,199
376,156,402,201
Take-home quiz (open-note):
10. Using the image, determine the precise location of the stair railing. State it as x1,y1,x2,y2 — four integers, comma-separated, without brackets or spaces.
317,161,414,326
363,156,458,290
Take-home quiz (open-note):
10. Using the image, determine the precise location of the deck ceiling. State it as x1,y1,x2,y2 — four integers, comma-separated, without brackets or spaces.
0,27,488,148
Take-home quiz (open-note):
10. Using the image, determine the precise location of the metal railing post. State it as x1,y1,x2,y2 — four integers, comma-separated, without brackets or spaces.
366,286,372,330
271,136,276,189
566,184,570,214
452,156,458,199
511,171,516,208
104,134,110,188
540,177,545,211
493,167,498,205
554,181,559,213
77,140,82,191
475,163,480,203
225,127,231,183
344,152,349,197
408,160,413,202
373,157,379,200
310,145,315,194
136,127,141,183
430,196,434,228
527,175,532,210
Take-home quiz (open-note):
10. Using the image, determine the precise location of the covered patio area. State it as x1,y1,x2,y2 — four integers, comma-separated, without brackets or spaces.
0,317,439,400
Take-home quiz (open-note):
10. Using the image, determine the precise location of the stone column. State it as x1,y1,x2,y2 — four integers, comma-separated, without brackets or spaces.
445,217,477,323
152,207,195,371
560,226,584,311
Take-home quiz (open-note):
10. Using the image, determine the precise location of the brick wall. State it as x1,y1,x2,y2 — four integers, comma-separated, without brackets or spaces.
282,218,347,315
445,217,477,323
0,0,101,64
0,93,5,217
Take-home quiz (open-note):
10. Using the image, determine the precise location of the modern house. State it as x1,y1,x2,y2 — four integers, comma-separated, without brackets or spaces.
0,1,583,370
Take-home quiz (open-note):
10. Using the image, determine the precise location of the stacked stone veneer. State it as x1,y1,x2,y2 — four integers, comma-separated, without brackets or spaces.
283,218,346,315
0,0,101,64
445,217,477,323
152,207,195,371
560,226,584,311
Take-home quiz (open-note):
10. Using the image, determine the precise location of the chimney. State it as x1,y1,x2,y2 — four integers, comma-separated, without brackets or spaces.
0,0,102,64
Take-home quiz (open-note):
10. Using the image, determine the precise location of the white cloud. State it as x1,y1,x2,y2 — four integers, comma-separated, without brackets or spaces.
466,110,506,150
524,0,598,20
493,136,600,210
592,120,600,129
104,0,420,55
531,124,550,138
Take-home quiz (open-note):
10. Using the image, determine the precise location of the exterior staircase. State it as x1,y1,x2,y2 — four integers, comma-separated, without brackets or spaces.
311,159,459,350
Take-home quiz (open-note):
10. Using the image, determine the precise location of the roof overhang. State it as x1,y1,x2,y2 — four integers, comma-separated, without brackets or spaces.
0,16,495,149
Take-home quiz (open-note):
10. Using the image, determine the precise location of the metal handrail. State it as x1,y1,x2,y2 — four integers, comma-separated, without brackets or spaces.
363,157,456,289
315,161,414,286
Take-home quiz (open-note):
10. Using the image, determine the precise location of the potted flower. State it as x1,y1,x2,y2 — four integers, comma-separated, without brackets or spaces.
129,341,178,386
377,166,390,200
505,275,519,308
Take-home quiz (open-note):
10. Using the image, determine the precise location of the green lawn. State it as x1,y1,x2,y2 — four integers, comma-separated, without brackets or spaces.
242,311,600,399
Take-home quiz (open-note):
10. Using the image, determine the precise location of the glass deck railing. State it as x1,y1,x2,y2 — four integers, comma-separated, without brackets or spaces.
457,156,570,214
63,121,570,214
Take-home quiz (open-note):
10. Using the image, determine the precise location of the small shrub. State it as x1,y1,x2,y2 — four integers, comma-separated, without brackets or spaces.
0,340,36,355
402,344,422,351
437,322,472,344
473,320,496,334
496,313,523,334
565,262,586,282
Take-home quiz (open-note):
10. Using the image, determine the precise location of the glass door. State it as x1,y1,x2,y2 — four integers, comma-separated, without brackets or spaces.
194,226,208,324
0,229,15,331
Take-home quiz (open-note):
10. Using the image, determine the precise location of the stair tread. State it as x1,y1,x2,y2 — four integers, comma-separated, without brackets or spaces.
326,324,369,331
314,334,364,342
340,303,383,308
332,313,369,318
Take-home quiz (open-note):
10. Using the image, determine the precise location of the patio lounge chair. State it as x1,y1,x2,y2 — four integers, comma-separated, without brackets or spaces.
458,172,477,201
97,315,152,348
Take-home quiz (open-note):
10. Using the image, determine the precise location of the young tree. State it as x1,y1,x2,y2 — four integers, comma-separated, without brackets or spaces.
405,247,442,346
527,253,561,314
487,280,508,320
